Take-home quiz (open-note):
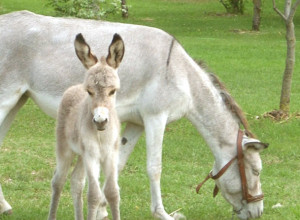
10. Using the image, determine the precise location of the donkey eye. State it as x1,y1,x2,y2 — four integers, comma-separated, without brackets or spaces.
109,89,116,96
252,169,260,176
87,90,94,96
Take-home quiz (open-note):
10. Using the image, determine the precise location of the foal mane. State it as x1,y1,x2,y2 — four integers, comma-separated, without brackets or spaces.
197,60,255,138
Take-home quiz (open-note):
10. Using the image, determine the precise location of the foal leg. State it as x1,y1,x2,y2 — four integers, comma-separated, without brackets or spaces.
144,115,174,220
118,123,144,172
71,156,86,220
102,145,120,220
48,146,74,220
83,153,103,220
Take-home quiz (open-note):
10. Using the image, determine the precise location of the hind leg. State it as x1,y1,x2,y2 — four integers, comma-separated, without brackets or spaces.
71,156,86,220
118,123,144,172
0,185,12,215
0,94,28,214
48,142,74,220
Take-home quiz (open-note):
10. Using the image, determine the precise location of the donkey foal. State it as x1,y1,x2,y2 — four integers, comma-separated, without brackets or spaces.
48,33,124,220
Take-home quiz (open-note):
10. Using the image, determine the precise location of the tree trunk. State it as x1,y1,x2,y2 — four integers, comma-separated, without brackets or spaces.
280,21,295,112
252,0,261,31
285,0,292,16
272,0,300,114
121,0,128,18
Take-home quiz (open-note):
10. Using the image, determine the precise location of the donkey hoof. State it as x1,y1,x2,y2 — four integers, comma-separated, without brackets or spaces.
3,209,13,215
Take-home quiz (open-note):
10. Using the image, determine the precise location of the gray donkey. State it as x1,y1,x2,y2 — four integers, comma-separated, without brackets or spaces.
48,33,124,220
0,11,268,220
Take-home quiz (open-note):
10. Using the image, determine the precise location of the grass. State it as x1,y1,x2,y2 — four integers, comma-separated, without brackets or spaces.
0,0,300,219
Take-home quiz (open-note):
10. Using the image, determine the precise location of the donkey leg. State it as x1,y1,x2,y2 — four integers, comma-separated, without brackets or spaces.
48,148,74,220
0,185,12,215
71,156,86,220
144,115,175,220
0,95,28,214
118,123,144,172
102,147,120,220
0,95,28,146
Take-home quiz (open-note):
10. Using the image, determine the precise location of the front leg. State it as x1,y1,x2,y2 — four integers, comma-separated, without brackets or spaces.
144,115,174,220
71,156,86,220
102,144,120,220
83,152,103,220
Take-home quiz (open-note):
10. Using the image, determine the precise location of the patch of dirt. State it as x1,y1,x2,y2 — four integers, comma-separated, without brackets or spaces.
204,12,238,17
263,110,290,121
230,29,261,35
141,17,154,22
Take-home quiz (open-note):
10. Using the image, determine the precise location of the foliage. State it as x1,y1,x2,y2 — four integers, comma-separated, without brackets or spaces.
220,0,245,14
48,0,121,19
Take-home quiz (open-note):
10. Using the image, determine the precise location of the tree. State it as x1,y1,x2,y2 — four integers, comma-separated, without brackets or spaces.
272,0,300,115
252,0,261,31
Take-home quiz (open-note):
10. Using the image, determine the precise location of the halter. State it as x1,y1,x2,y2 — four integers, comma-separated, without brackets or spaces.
196,129,264,203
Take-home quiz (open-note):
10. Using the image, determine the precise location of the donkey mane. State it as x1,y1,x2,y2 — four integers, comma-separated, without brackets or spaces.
197,60,255,138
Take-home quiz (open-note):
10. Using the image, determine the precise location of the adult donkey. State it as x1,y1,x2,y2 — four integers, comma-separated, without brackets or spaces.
0,11,268,220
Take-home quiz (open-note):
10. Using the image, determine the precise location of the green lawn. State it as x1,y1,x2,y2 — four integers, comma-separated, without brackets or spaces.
0,0,299,219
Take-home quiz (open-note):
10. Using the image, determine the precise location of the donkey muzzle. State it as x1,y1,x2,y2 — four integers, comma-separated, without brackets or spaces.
93,107,109,131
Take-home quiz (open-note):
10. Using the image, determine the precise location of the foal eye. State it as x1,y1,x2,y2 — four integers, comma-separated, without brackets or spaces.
109,89,116,96
87,90,94,96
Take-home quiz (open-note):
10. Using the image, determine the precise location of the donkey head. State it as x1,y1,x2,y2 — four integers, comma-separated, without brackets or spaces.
74,33,124,131
215,134,268,220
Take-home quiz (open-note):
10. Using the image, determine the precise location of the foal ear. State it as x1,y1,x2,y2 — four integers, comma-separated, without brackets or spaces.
106,34,125,69
242,135,269,152
74,33,98,69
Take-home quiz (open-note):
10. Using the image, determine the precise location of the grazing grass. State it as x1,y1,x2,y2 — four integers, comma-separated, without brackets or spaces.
0,0,300,219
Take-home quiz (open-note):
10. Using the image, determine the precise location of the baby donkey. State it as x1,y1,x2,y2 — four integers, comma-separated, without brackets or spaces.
48,33,124,220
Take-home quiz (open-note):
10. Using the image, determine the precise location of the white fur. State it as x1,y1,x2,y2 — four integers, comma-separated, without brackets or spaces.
93,107,109,123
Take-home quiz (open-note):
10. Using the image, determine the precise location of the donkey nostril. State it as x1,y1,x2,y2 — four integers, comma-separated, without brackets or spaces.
103,118,108,124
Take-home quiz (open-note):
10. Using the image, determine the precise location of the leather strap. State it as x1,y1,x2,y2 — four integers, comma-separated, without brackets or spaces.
196,155,237,194
237,129,248,200
196,129,264,203
237,129,264,202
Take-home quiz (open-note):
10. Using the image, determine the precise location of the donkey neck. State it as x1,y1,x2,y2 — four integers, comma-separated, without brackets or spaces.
186,63,240,168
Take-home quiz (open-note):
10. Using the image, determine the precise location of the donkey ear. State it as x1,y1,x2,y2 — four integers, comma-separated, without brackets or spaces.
242,135,269,152
74,33,98,69
106,34,125,69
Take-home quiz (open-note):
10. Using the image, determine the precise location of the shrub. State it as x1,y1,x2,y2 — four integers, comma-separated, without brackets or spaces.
48,0,121,19
219,0,245,14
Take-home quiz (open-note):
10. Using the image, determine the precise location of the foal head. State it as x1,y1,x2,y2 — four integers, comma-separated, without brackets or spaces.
74,33,124,130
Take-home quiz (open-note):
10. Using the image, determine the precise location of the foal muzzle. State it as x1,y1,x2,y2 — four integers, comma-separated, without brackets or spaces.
93,107,109,131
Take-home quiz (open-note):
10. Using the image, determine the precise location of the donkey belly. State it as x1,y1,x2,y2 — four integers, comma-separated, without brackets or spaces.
29,90,61,119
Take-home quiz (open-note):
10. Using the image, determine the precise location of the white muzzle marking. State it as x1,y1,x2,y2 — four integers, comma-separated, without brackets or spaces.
93,107,109,124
